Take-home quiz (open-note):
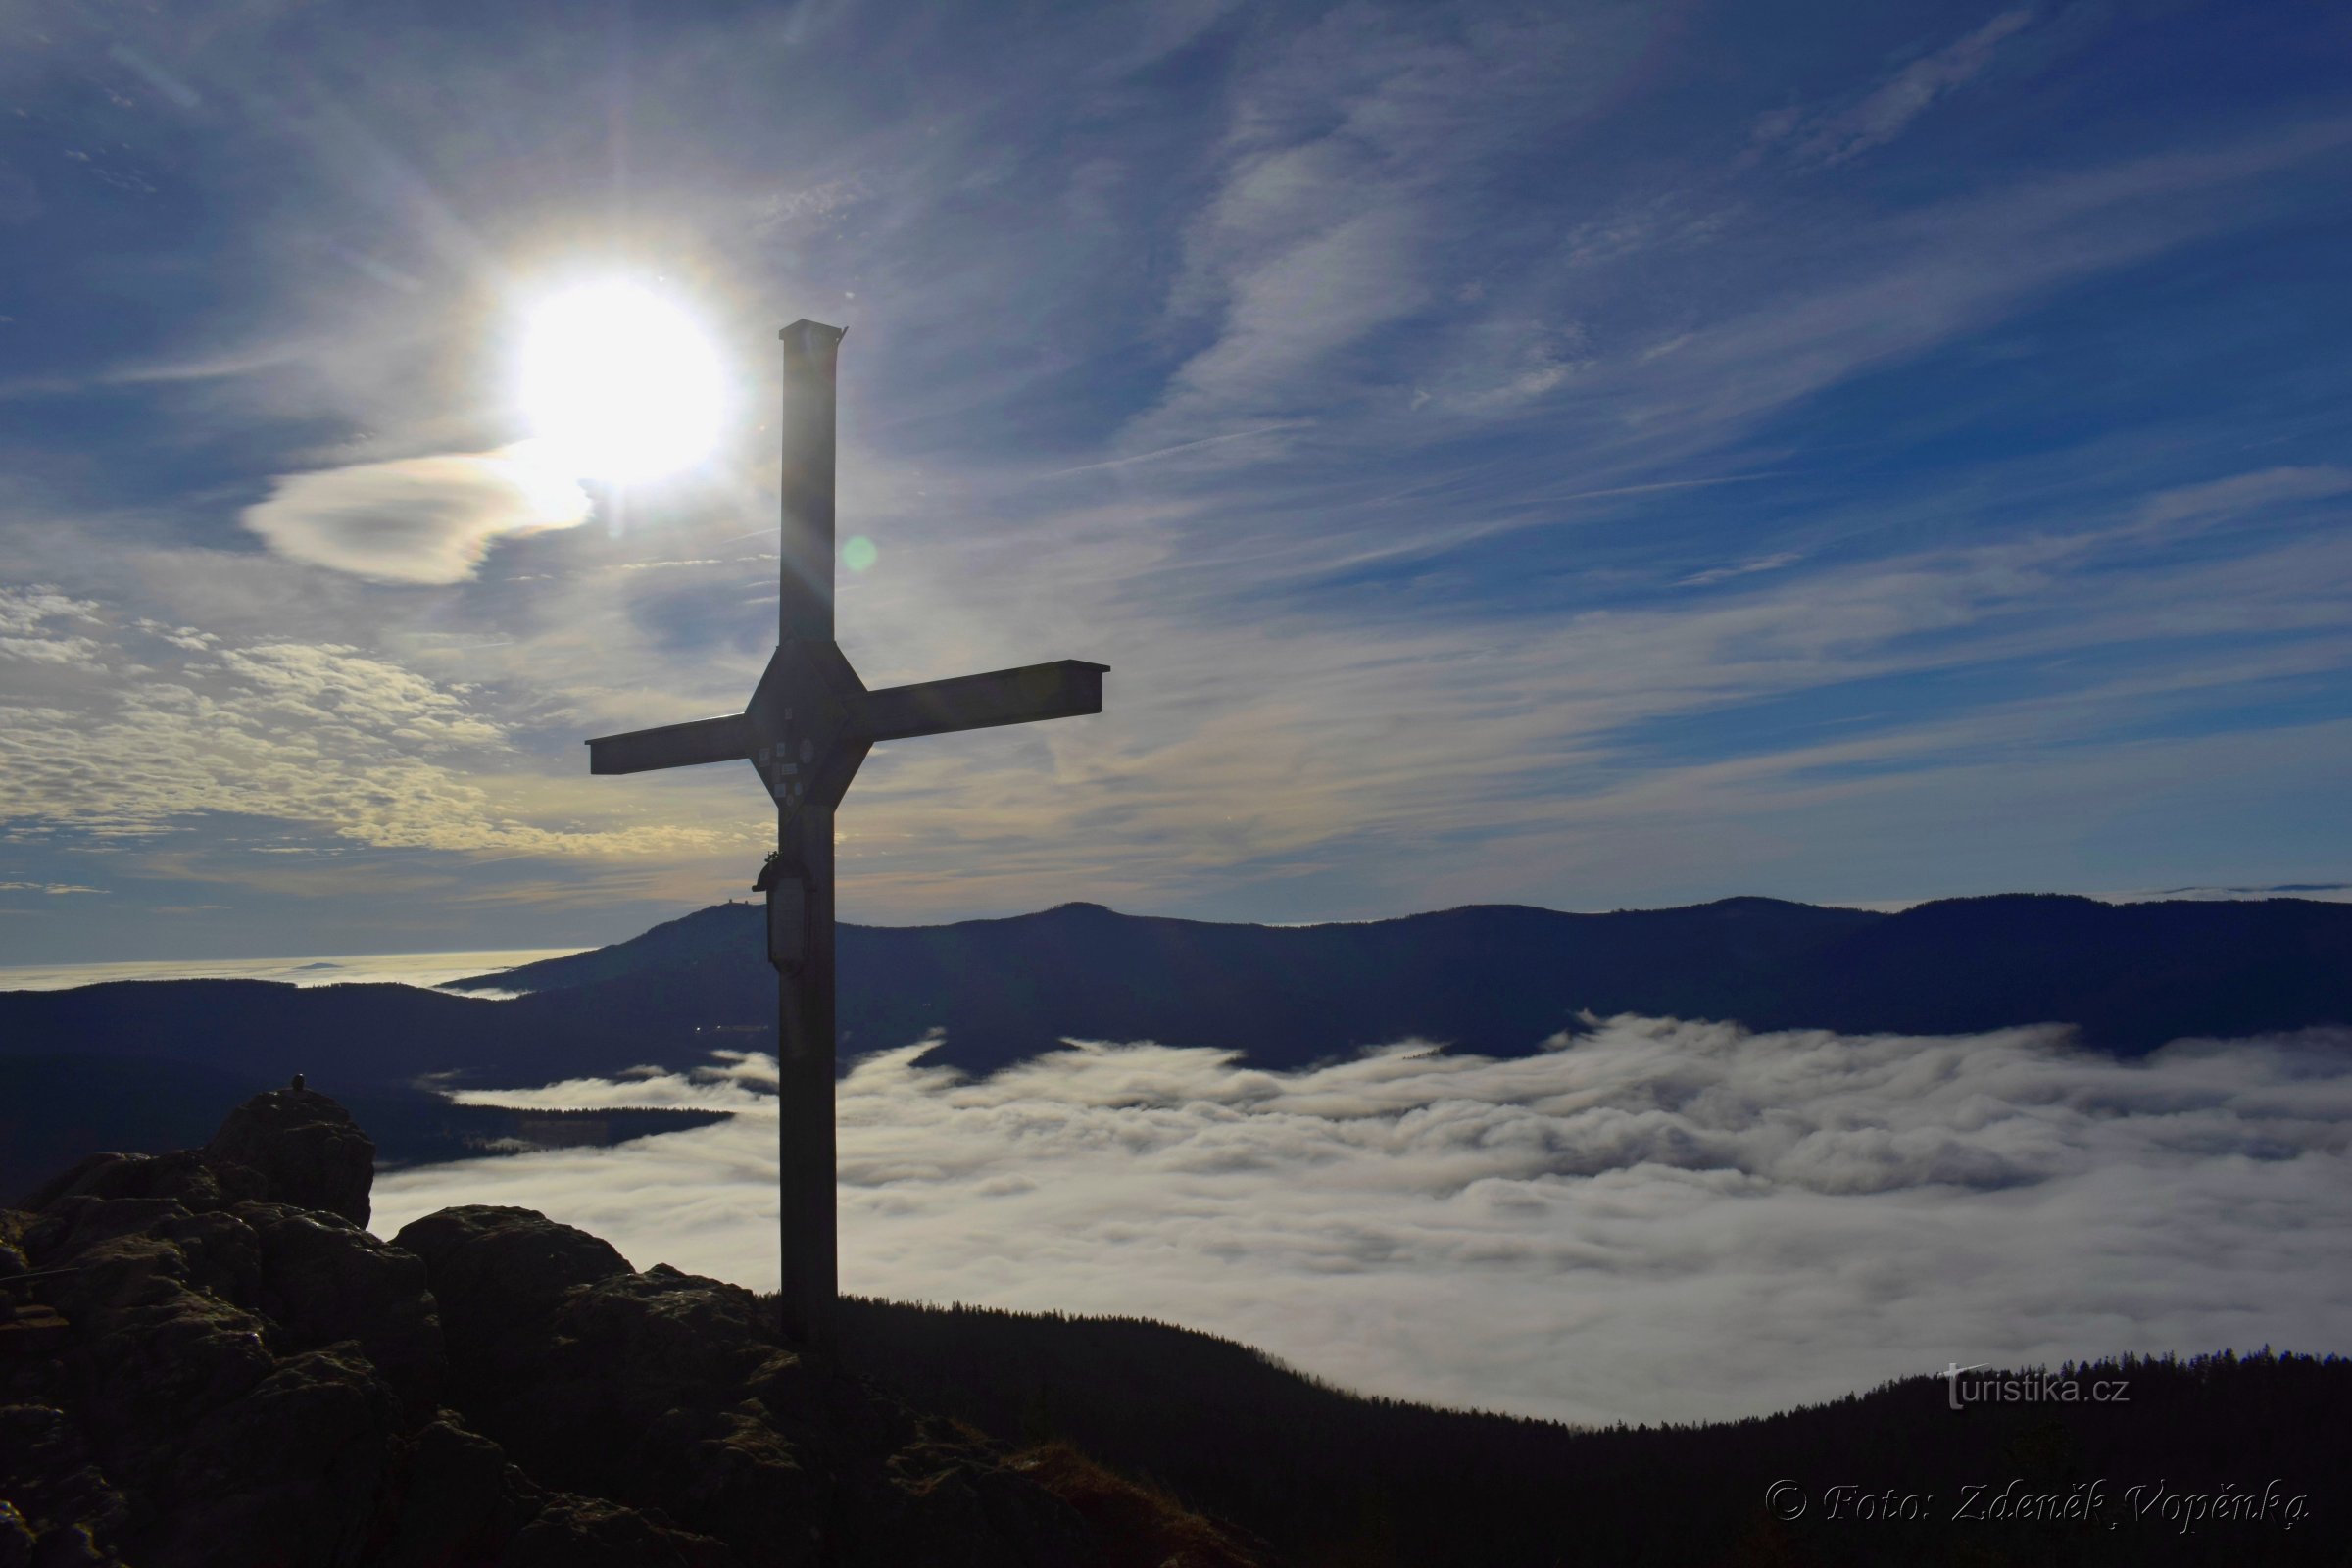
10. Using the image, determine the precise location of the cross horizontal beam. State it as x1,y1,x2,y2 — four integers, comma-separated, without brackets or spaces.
589,658,1109,776
862,660,1109,743
586,712,753,775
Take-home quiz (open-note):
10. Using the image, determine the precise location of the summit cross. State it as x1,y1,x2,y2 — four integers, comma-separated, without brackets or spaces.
585,320,1107,1349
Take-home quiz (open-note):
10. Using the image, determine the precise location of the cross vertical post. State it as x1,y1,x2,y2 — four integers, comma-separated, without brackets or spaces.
777,320,839,647
773,320,844,1350
585,318,1107,1354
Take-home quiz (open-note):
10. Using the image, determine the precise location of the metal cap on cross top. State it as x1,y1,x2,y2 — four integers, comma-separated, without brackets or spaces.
583,320,1106,1350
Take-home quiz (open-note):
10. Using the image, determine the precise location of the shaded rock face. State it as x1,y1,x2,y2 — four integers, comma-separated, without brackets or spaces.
16,1085,373,1228
1,1089,1266,1568
205,1086,375,1227
391,1205,1100,1568
0,1160,724,1564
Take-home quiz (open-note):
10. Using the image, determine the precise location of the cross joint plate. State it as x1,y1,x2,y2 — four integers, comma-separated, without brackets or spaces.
745,640,867,812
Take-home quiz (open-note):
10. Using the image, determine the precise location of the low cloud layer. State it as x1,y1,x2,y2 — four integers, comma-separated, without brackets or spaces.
372,1017,2352,1426
0,945,581,993
242,445,589,584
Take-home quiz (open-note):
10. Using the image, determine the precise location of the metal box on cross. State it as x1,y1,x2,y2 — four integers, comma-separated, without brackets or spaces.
745,639,859,813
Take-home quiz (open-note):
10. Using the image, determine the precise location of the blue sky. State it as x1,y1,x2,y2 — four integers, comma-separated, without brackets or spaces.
3,0,2350,961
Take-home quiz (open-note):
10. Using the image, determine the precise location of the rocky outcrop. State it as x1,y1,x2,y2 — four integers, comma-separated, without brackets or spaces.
17,1086,373,1227
388,1204,1100,1567
0,1171,723,1564
0,1090,1273,1568
205,1086,377,1227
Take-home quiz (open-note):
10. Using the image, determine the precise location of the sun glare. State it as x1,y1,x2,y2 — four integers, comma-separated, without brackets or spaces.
518,281,724,484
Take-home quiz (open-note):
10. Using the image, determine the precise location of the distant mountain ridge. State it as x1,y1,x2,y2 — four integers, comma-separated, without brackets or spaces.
458,891,2352,1071
4,895,2348,1136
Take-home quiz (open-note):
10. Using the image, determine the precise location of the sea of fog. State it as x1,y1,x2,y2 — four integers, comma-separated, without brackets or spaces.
0,948,583,993
372,1015,2352,1428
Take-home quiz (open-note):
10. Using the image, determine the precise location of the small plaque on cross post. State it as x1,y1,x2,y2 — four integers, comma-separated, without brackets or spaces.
585,321,1106,1350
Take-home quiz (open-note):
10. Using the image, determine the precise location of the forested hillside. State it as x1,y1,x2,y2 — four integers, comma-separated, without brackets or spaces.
840,1297,2349,1566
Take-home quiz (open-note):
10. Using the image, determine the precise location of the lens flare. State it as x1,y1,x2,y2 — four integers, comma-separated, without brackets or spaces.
518,282,723,483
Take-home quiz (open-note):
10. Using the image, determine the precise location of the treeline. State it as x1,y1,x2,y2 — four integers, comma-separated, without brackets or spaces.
834,1298,2351,1566
373,1101,735,1165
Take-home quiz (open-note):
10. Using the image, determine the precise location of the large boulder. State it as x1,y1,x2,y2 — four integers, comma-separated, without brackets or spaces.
391,1205,1098,1568
234,1200,444,1418
390,1204,633,1361
205,1087,375,1227
16,1148,266,1215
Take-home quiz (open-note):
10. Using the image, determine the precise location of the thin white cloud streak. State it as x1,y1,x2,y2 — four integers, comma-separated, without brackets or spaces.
1785,9,2037,168
1676,550,1804,588
372,1019,2352,1426
0,342,318,402
1031,422,1314,480
2133,465,2352,534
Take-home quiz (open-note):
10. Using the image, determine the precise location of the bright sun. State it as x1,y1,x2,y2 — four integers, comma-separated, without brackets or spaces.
519,281,724,484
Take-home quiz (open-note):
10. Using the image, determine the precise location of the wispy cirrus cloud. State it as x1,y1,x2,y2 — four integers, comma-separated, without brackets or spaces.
1131,5,1666,449
2134,465,2352,534
822,441,2352,916
1676,551,1804,588
1757,8,2038,168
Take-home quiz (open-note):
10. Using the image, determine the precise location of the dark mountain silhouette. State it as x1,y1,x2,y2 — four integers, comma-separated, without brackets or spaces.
454,891,2352,1072
5,1089,2341,1565
7,894,2352,1079
4,894,2348,1186
453,897,1889,1075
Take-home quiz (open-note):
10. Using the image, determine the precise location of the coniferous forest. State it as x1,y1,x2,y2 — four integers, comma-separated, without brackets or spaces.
834,1297,2348,1566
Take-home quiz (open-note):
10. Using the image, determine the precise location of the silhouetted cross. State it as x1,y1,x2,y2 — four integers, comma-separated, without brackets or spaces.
586,321,1106,1348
